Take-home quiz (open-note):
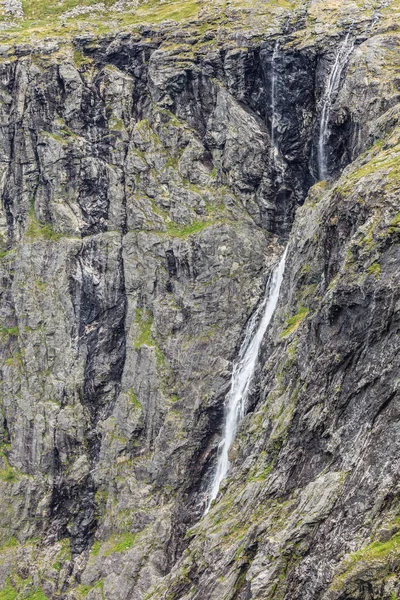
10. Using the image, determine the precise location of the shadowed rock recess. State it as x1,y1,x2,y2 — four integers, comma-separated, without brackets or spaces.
0,0,399,598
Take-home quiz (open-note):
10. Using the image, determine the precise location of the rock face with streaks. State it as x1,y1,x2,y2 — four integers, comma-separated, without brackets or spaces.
0,1,399,599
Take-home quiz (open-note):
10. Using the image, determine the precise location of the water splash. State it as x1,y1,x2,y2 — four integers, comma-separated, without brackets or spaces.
318,33,354,180
204,245,289,514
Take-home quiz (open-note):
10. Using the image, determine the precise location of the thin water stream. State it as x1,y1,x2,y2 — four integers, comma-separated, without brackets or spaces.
318,33,355,180
270,39,280,162
204,246,288,514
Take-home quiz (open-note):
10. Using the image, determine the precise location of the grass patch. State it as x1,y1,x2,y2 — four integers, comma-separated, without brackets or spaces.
133,310,165,368
388,212,400,235
56,538,72,563
249,464,272,482
26,204,62,242
4,350,23,368
0,466,17,483
76,585,92,598
104,532,138,557
73,49,93,68
134,309,154,349
128,388,142,410
280,307,309,338
367,262,381,278
0,452,18,483
166,220,213,238
332,527,400,590
0,538,18,553
90,540,101,557
0,585,17,600
339,139,400,193
25,590,49,600
0,326,19,339
77,581,104,597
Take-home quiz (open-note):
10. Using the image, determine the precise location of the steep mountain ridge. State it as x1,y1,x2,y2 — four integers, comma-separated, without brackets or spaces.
0,1,398,598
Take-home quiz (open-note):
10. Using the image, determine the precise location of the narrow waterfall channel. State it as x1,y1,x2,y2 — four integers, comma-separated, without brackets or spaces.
318,33,354,180
204,246,289,514
270,39,280,161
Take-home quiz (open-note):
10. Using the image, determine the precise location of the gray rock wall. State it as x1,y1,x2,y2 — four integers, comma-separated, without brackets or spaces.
0,10,398,600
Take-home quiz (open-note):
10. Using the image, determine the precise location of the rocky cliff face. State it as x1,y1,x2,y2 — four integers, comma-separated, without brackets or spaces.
0,0,399,599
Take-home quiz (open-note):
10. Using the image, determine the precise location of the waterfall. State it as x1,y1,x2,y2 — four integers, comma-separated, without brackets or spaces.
270,39,280,161
204,245,288,514
317,33,354,180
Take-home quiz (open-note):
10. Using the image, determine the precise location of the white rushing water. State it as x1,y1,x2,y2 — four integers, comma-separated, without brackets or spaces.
204,245,288,514
270,39,280,160
318,33,354,180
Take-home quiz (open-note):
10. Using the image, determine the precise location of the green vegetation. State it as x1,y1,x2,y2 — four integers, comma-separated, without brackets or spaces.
128,388,142,410
388,212,400,235
134,309,165,368
166,219,214,238
0,574,47,600
25,590,49,600
367,262,381,278
331,525,400,590
300,263,311,275
56,538,72,563
355,217,379,253
339,137,400,194
346,530,400,564
0,326,19,340
248,463,272,482
0,538,18,553
103,532,138,556
280,306,309,338
26,204,62,242
4,350,23,368
0,0,392,58
0,234,11,259
0,584,17,600
134,309,155,349
0,451,18,483
0,466,17,483
90,540,102,557
73,49,93,69
109,117,124,132
76,585,92,598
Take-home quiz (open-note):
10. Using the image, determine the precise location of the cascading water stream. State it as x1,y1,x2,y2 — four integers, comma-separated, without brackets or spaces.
270,39,280,163
317,32,354,180
204,245,288,514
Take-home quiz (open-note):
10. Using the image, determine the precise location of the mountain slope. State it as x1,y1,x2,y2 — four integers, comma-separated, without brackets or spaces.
0,1,398,599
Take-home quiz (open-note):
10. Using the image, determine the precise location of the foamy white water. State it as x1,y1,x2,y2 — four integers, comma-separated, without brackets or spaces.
318,33,354,180
204,245,288,514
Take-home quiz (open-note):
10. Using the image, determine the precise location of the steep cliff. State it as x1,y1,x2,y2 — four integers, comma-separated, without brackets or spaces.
0,0,399,599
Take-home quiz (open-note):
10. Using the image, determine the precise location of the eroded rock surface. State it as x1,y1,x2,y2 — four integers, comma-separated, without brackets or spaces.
0,1,398,599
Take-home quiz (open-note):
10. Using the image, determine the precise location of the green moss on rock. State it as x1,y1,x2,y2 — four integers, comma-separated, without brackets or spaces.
367,262,381,278
280,307,309,338
331,525,400,591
